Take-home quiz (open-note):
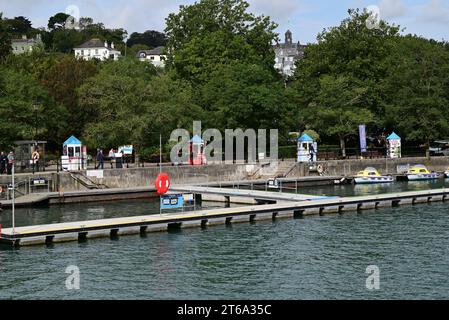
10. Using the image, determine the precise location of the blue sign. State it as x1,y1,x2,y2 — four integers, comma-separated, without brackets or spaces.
160,194,184,210
359,124,367,153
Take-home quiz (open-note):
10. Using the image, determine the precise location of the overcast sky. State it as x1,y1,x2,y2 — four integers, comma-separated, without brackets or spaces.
0,0,448,43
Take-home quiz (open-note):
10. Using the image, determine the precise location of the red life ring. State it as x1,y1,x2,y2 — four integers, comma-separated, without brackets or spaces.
155,173,170,195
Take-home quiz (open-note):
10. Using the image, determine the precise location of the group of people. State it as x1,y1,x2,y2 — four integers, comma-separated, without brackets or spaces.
95,148,123,169
0,151,15,175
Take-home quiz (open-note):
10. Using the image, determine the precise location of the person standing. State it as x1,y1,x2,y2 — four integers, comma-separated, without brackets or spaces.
32,148,40,172
0,151,7,174
96,149,104,169
108,148,115,169
7,151,14,175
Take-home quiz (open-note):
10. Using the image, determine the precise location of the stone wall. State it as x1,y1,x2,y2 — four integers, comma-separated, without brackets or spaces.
88,164,249,189
317,156,449,176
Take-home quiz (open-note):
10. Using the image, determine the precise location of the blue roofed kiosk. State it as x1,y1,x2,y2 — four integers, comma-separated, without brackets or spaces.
387,132,401,159
61,136,87,171
297,133,317,163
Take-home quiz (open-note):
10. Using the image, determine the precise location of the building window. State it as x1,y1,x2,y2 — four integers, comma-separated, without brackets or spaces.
81,50,84,55
95,49,98,54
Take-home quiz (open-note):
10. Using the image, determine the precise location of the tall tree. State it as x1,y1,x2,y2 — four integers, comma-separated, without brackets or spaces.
127,30,166,48
5,16,33,35
200,62,287,132
165,0,278,84
304,75,375,157
0,13,11,61
41,55,99,138
77,58,158,149
0,67,67,147
384,36,449,154
290,8,400,155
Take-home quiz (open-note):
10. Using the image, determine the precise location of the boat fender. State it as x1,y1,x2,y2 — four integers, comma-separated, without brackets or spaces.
317,164,324,174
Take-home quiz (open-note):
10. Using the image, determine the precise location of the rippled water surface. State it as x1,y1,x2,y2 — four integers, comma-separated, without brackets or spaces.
1,180,449,299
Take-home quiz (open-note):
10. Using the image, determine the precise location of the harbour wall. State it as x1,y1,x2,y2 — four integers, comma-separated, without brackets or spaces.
1,156,448,194
314,156,449,176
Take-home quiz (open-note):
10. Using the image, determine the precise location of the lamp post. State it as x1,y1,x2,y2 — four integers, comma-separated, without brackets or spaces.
32,99,40,174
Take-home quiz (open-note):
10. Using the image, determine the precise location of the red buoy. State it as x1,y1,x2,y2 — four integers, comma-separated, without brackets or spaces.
155,172,170,195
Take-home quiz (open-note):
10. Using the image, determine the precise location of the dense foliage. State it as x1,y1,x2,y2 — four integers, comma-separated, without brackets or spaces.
0,3,448,158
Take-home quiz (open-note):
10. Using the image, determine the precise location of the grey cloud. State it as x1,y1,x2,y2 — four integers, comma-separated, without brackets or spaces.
418,0,449,23
378,0,407,19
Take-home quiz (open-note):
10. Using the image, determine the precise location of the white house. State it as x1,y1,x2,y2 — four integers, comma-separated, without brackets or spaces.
11,34,43,54
136,46,166,67
74,38,121,61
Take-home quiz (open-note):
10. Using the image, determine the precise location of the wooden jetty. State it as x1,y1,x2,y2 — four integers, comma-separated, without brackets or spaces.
170,185,337,204
1,188,448,247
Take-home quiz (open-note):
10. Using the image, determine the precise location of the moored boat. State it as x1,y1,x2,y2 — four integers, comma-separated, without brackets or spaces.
406,165,440,181
354,167,394,184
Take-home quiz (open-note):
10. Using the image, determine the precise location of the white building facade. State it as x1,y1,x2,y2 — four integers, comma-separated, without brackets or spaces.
74,38,121,61
11,34,43,54
136,46,166,67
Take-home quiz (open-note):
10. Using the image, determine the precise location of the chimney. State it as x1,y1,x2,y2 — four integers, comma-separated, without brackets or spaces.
111,42,115,49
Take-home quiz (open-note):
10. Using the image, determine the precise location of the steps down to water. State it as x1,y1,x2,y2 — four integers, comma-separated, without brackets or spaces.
70,172,108,190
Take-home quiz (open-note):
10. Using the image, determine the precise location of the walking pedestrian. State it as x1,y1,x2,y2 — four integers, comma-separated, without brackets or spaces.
7,151,14,175
108,148,115,168
0,151,7,174
96,149,104,169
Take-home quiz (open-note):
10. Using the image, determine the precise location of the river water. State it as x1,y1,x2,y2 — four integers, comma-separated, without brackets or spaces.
1,180,449,299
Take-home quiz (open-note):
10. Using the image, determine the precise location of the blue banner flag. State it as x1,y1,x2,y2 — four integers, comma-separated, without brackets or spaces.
359,124,367,153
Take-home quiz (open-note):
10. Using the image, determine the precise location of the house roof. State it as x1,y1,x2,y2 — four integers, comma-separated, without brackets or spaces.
136,46,165,57
74,38,118,51
64,135,82,145
387,132,401,140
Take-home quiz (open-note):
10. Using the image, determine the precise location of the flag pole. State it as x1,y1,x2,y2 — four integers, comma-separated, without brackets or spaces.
12,162,15,235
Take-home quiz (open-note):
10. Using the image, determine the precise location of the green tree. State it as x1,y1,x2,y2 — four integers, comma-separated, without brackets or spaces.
200,62,287,132
384,36,449,155
77,59,200,157
0,13,12,61
127,30,166,48
303,75,375,157
5,16,33,35
77,58,158,149
41,55,99,138
290,8,400,155
0,67,67,147
48,12,70,30
165,0,278,84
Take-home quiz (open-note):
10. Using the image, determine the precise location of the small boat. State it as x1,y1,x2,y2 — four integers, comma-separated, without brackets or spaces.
354,167,394,184
406,165,440,181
